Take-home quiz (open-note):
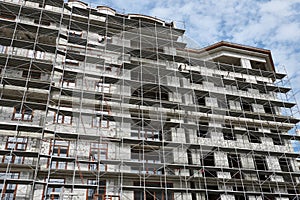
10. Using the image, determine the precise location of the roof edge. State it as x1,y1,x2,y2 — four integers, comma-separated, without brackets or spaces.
188,41,276,72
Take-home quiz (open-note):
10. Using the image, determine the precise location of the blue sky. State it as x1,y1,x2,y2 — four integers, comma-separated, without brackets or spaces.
89,0,300,116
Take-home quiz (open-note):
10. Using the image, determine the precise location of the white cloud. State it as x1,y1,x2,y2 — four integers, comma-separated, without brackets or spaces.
274,23,300,42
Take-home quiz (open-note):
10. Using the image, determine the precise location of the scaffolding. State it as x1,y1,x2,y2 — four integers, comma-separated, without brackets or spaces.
0,0,299,199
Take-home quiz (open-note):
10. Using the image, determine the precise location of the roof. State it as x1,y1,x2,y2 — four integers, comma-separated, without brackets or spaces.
200,41,276,72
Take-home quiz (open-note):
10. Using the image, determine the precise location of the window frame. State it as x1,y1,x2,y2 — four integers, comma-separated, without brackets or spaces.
60,77,76,88
131,129,160,141
92,116,109,128
0,172,19,200
3,137,28,164
253,155,268,171
49,140,70,170
86,180,106,200
43,178,65,200
95,81,110,93
12,107,34,122
89,142,108,171
54,113,72,125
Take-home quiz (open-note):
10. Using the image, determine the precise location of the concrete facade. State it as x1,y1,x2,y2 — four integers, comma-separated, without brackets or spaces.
0,0,299,199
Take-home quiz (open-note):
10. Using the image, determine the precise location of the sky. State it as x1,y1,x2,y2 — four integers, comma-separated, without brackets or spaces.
89,0,300,117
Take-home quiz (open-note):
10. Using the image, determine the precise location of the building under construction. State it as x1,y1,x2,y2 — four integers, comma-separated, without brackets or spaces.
0,0,299,199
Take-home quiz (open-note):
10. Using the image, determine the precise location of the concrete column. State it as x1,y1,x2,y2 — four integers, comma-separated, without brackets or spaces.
240,58,252,69
174,192,191,200
228,100,241,110
270,175,284,182
290,159,299,172
221,194,235,200
117,144,130,160
173,147,188,164
183,94,193,105
191,149,201,165
202,81,214,89
181,78,191,88
186,129,197,144
0,136,6,150
252,104,264,113
215,151,228,167
248,196,262,200
196,193,206,200
240,154,255,169
247,88,259,95
171,127,186,143
177,128,186,141
173,92,182,103
122,191,134,200
217,171,231,179
205,97,218,107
